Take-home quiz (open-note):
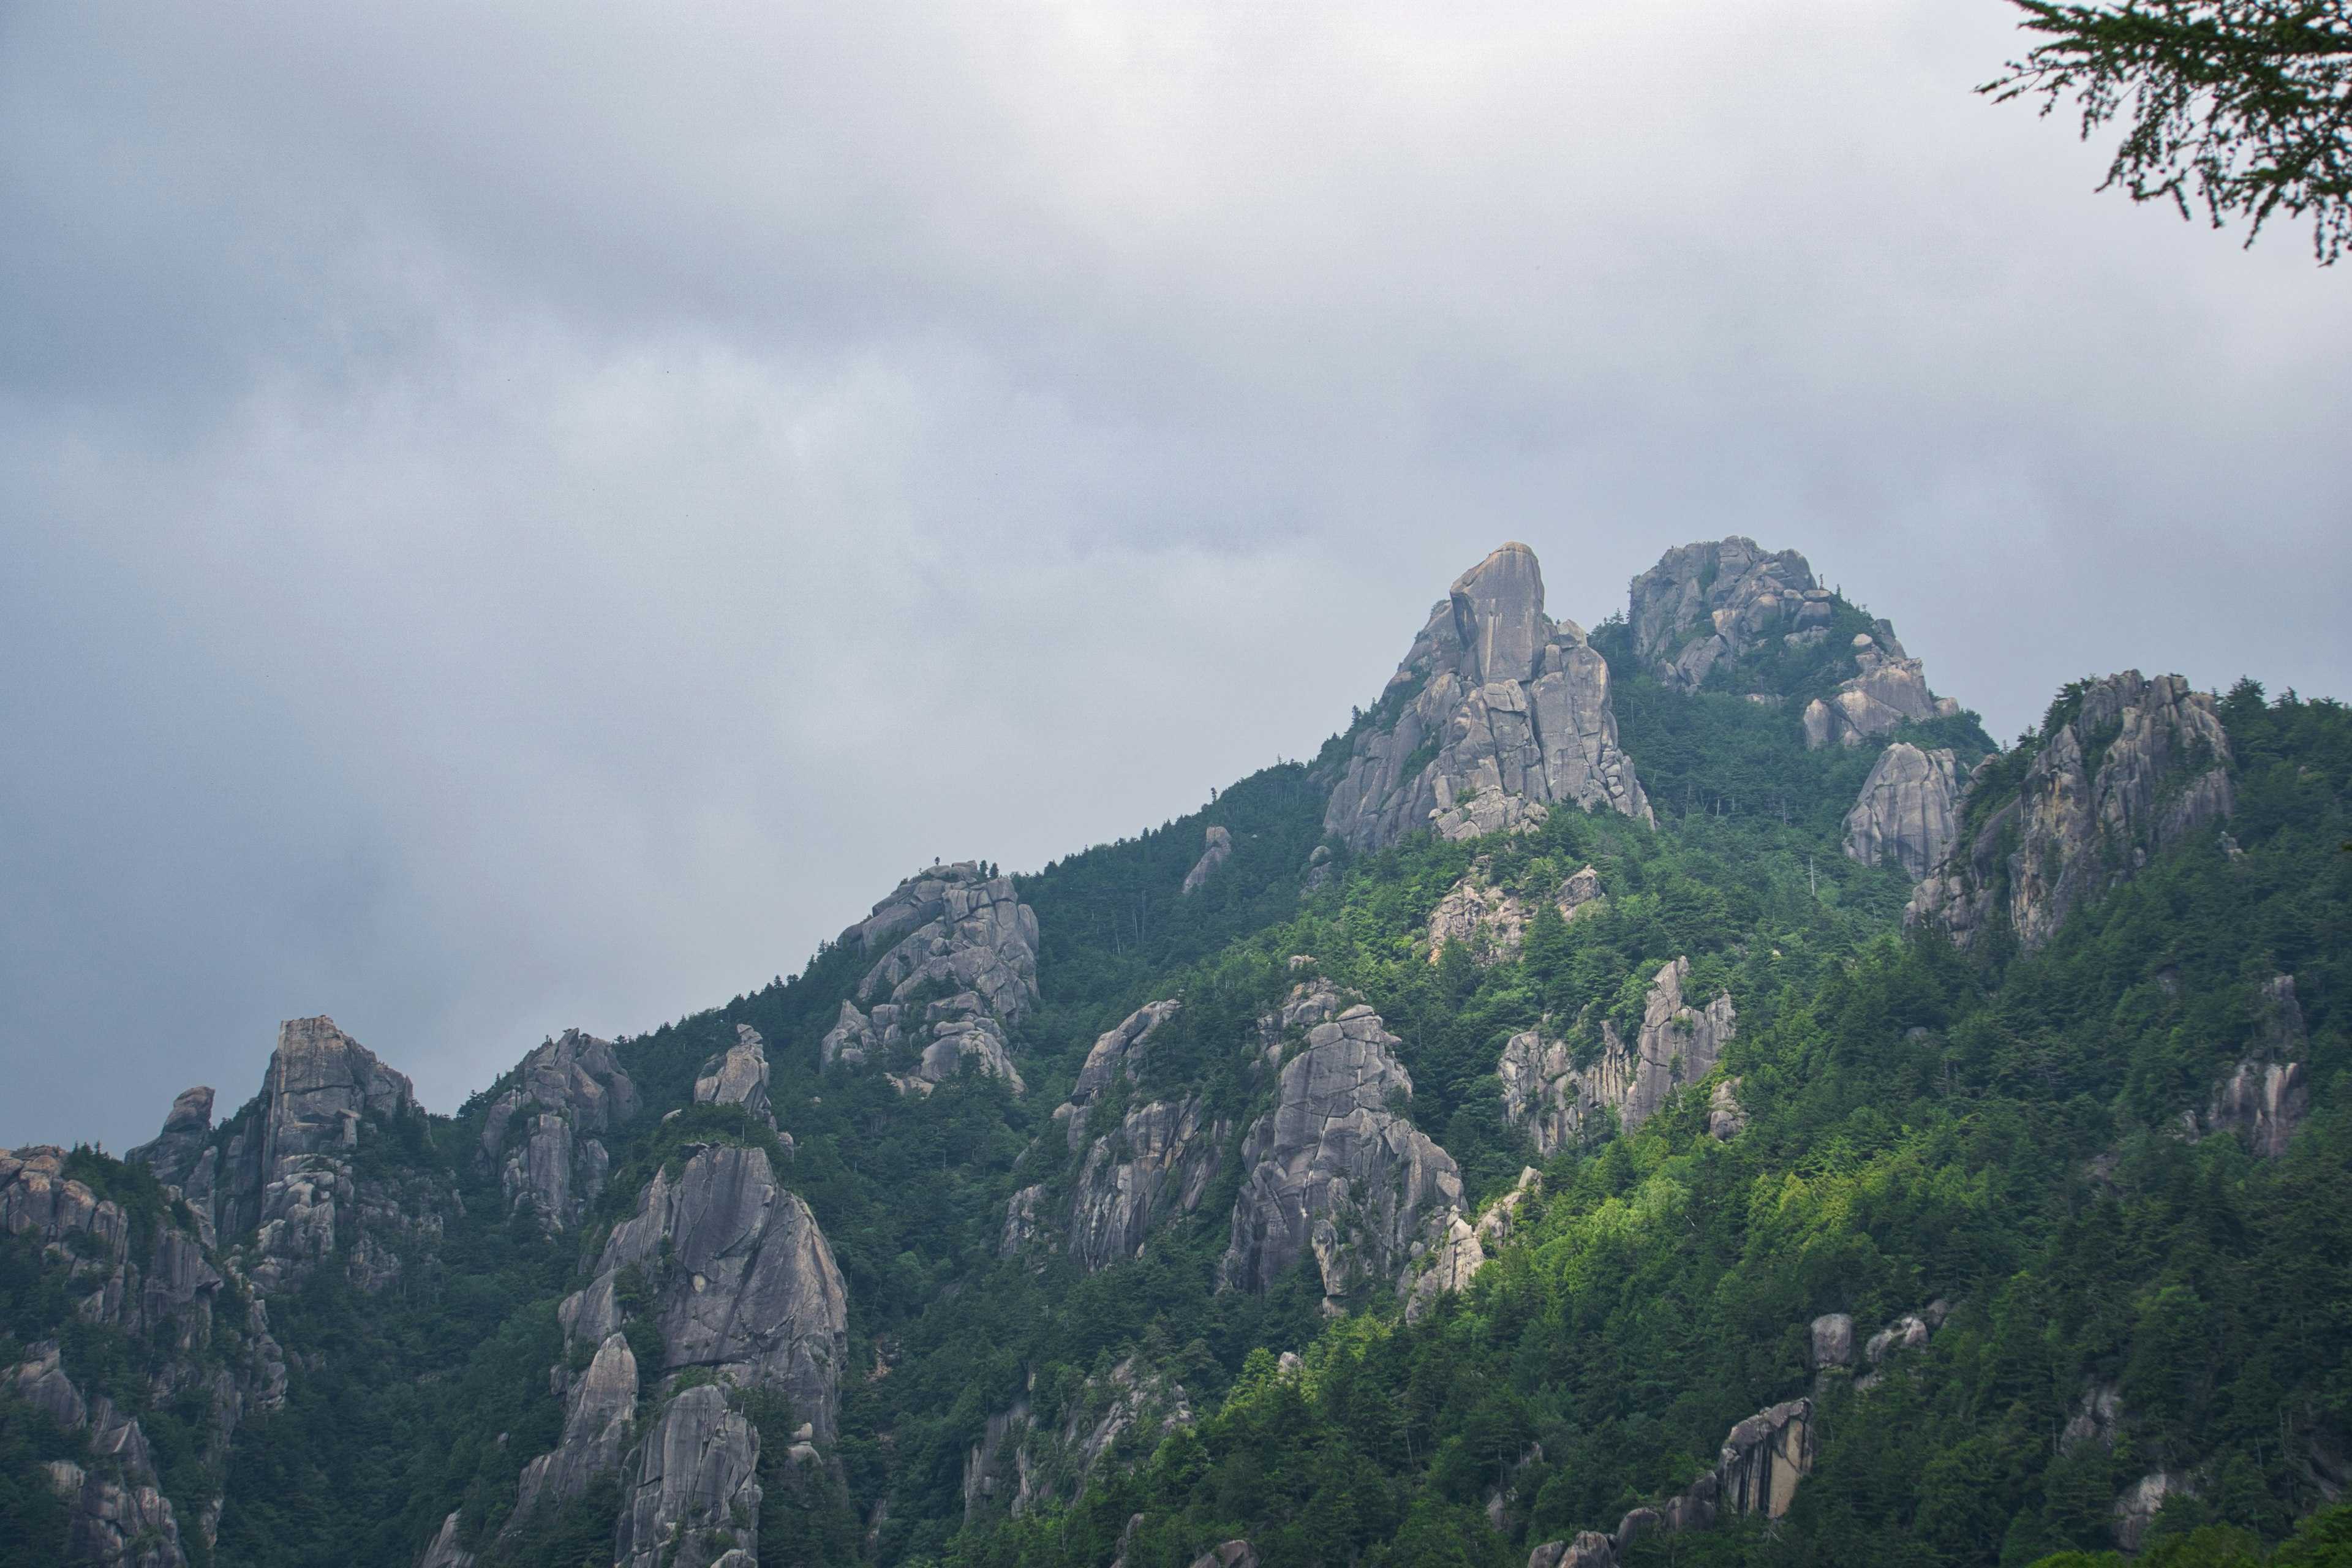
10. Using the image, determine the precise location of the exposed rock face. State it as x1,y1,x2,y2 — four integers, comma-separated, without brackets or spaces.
2195,974,2309,1158
1001,1184,1047,1256
479,1029,641,1229
826,862,1038,1095
188,1017,447,1294
1069,1098,1226,1271
1219,987,1469,1310
614,1384,760,1568
1426,863,1602,965
1324,544,1650,853
1498,958,1735,1153
1842,742,1960,878
1810,1314,1853,1370
1058,1000,1180,1150
966,1358,1194,1523
506,1333,639,1530
696,1025,775,1126
1706,1078,1747,1141
10,1343,189,1568
1525,1396,1814,1568
560,1144,848,1442
126,1087,215,1184
417,1512,477,1568
1181,826,1233,895
1801,632,1960,749
2114,1470,2192,1553
1630,538,1834,690
1909,672,2234,952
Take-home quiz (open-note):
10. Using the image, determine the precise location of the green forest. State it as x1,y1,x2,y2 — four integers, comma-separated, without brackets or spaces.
6,582,2350,1568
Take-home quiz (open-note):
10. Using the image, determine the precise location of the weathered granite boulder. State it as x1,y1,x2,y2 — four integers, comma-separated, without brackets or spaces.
416,1512,477,1568
1706,1078,1747,1141
560,1144,848,1442
1842,742,1960,879
1717,1400,1814,1518
614,1384,760,1568
505,1332,639,1532
1810,1314,1854,1370
126,1087,214,1185
1324,544,1651,852
1801,631,1960,748
480,1028,640,1229
1001,1184,1047,1256
1909,672,2234,952
827,863,1038,1095
1498,958,1734,1153
1219,989,1469,1310
1630,537,1834,689
1427,862,1604,965
695,1025,775,1126
1181,826,1233,895
2195,974,2309,1158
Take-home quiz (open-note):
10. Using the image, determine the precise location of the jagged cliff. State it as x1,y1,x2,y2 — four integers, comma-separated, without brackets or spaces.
1842,741,1961,880
1908,670,2234,951
823,861,1037,1094
1498,957,1736,1155
1629,537,1835,689
478,1027,641,1228
1324,544,1651,851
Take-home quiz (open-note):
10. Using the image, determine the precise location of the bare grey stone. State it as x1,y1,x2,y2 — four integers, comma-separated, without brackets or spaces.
1842,743,1960,880
126,1087,214,1185
831,864,1037,1095
1181,826,1233,895
1629,538,1830,688
614,1384,760,1568
1324,544,1651,853
480,1029,640,1229
1498,958,1734,1154
695,1025,775,1127
505,1333,638,1534
1909,672,2234,952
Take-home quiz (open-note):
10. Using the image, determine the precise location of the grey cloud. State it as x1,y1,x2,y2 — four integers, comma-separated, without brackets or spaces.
3,1,2346,1147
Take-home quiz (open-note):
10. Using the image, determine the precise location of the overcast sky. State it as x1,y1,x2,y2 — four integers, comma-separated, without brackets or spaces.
4,2,2347,1151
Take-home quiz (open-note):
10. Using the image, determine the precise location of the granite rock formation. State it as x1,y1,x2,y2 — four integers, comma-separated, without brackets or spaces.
560,1144,848,1441
1324,544,1650,852
695,1024,777,1126
1181,826,1233,895
183,1017,448,1294
824,862,1037,1094
1525,1395,1816,1568
2192,974,2309,1158
1801,630,1961,748
1042,1000,1227,1271
1909,672,2234,952
9,1341,189,1568
505,1332,640,1531
479,1028,641,1229
1629,538,1835,690
1427,862,1603,964
1842,742,1960,879
614,1383,761,1568
1498,958,1735,1153
1058,1000,1180,1150
126,1087,215,1184
1219,985,1471,1311
962,1357,1194,1523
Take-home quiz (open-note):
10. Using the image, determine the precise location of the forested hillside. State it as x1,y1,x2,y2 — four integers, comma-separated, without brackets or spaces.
5,539,2346,1568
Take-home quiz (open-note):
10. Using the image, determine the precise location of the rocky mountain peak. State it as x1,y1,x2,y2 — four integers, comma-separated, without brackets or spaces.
1629,537,1828,688
1324,542,1651,851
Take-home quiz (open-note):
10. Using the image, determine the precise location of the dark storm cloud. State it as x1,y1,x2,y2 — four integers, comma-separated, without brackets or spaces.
4,2,2347,1148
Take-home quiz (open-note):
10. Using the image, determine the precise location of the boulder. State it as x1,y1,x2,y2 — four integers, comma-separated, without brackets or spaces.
1842,743,1960,880
1324,544,1651,853
695,1024,775,1127
1061,1000,1180,1149
1801,635,1959,750
1909,672,2234,952
561,1145,848,1441
1809,1314,1853,1370
831,864,1038,1095
2196,974,2310,1158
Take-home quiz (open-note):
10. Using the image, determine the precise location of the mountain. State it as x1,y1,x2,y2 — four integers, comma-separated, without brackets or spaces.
5,538,2348,1568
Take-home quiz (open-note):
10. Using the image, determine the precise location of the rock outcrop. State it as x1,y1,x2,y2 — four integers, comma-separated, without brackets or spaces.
1427,863,1603,965
9,1341,189,1568
824,862,1037,1094
1058,1000,1181,1149
1629,538,1834,690
1069,1098,1227,1272
614,1384,761,1568
479,1028,641,1229
962,1357,1195,1523
126,1087,215,1184
1498,958,1735,1153
2192,974,2309,1158
1524,1396,1816,1568
695,1024,776,1127
560,1144,848,1442
1219,986,1470,1311
1324,544,1650,853
1181,826,1233,895
1801,631,1960,749
1908,672,2234,952
505,1333,639,1531
1842,742,1960,879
